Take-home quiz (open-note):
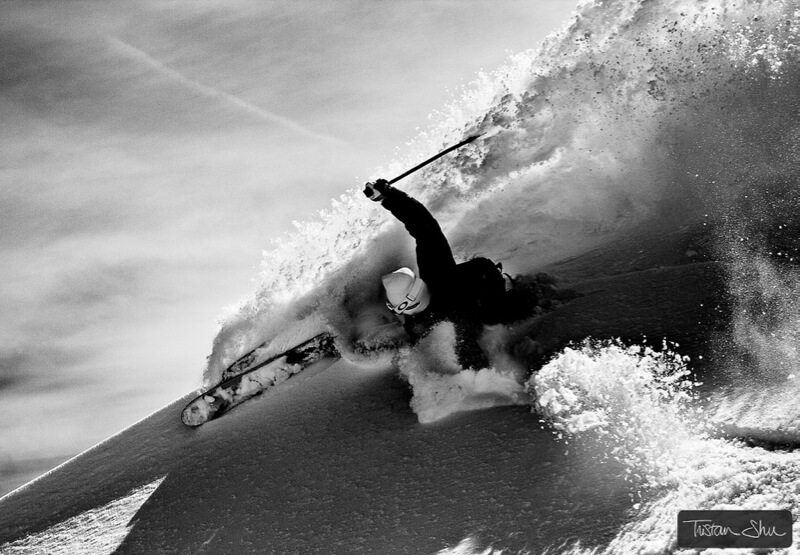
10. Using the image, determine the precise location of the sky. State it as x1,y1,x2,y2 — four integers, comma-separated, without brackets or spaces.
0,0,579,494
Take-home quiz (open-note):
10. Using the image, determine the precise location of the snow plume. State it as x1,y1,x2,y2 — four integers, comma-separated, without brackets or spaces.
436,537,597,555
724,246,800,383
206,0,800,390
706,242,800,444
593,442,800,555
396,322,527,424
524,342,800,555
527,340,699,492
435,537,508,555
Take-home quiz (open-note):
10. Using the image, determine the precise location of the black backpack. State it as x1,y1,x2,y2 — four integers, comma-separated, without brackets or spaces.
454,257,507,323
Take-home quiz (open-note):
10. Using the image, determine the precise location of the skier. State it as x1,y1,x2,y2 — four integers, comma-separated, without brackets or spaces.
363,178,508,369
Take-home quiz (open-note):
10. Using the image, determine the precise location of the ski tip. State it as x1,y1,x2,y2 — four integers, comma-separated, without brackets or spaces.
181,396,217,427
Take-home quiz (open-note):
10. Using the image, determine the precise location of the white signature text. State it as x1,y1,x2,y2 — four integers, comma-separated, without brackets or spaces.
683,519,788,539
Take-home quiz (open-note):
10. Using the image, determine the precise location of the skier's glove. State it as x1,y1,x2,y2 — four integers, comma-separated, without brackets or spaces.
364,179,390,202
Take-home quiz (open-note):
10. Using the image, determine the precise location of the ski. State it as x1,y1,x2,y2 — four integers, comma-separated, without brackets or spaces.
182,332,339,427
220,328,332,383
220,340,268,382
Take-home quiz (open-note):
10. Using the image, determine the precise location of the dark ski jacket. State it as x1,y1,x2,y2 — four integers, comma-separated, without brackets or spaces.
380,186,506,344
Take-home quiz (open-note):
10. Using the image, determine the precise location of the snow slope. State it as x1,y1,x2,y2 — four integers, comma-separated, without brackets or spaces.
3,0,800,553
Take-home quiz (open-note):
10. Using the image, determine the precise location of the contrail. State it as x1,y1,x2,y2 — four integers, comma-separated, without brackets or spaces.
106,36,346,145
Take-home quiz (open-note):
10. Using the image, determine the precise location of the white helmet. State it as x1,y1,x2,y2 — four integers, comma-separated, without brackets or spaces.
382,267,431,315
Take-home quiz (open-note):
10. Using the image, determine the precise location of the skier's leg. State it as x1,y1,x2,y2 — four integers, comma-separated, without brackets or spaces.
453,319,491,370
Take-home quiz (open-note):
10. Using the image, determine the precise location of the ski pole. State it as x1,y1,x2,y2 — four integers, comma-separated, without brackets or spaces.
387,133,483,185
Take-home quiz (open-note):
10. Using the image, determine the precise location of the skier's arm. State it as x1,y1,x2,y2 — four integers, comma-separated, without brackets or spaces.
364,180,457,284
380,187,445,247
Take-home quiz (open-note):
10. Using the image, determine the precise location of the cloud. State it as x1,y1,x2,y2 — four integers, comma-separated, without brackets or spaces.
0,353,32,390
0,346,93,393
44,257,154,312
